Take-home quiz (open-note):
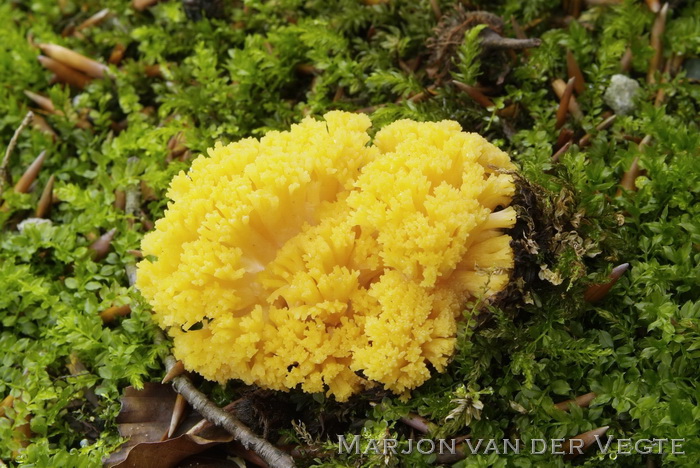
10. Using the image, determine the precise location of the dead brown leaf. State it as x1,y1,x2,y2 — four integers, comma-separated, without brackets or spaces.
103,383,234,468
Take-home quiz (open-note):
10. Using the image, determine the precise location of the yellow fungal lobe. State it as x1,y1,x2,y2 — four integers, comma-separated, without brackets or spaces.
137,111,516,401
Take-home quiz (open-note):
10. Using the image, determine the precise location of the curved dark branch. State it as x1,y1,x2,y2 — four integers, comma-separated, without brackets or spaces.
480,29,542,50
155,330,296,468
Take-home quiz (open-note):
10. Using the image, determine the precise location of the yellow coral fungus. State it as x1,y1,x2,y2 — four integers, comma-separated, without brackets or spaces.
137,111,517,401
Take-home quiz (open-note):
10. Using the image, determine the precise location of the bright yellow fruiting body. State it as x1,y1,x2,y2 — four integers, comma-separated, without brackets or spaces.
137,111,516,401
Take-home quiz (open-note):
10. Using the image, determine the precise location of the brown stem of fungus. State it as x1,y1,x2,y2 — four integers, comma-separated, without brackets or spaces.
155,330,296,468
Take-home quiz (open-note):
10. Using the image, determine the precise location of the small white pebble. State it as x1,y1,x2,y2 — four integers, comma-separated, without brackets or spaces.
17,217,52,232
604,74,641,116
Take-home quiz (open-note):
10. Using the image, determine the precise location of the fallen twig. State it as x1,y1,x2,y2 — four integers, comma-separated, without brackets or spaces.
479,29,541,50
155,330,296,468
399,413,431,434
0,111,34,196
579,114,616,147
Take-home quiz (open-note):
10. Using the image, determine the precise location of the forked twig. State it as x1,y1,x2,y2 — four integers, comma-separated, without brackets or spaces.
154,330,296,468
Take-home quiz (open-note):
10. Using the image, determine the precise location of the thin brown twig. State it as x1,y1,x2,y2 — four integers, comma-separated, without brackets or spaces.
399,413,431,434
479,29,541,50
578,114,617,147
1,111,34,196
154,330,296,468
